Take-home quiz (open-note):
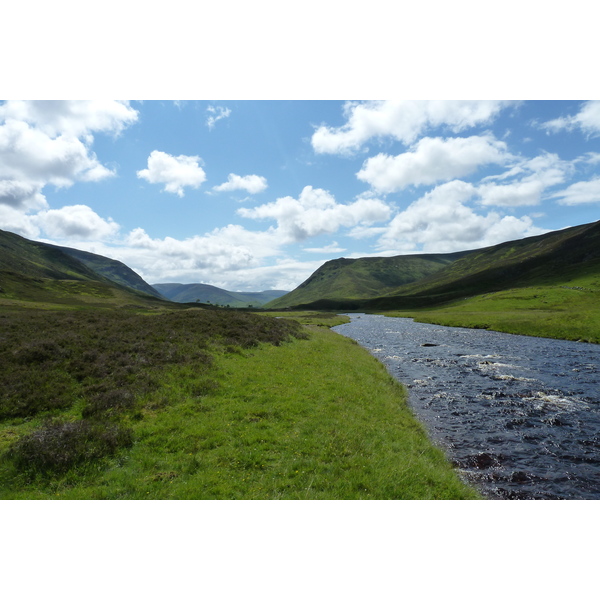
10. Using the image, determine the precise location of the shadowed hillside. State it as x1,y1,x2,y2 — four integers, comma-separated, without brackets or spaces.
0,229,168,308
58,246,164,299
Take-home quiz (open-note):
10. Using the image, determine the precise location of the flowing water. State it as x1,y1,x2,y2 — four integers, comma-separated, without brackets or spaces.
333,314,600,499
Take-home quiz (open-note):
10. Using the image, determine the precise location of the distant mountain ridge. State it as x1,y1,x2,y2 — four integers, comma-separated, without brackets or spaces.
153,282,288,307
266,220,600,310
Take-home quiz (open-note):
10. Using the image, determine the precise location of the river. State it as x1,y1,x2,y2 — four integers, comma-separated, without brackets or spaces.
332,314,600,499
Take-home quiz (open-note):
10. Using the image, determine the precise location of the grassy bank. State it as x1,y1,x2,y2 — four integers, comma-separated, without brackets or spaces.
0,308,477,499
382,280,600,344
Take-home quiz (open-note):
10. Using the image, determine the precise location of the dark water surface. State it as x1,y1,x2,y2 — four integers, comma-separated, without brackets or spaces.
333,314,600,499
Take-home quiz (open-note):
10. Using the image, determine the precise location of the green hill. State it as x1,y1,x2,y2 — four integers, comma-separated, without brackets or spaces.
267,220,600,311
265,252,469,309
58,246,164,299
0,229,167,308
153,283,288,307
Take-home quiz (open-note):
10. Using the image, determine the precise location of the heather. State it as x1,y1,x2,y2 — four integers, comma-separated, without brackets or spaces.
0,308,477,499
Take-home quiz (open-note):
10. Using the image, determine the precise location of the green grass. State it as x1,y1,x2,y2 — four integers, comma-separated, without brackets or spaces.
0,307,477,499
262,311,351,328
382,278,600,343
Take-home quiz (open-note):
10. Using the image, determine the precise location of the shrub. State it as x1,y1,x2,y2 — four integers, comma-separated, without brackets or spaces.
7,418,133,474
11,340,66,365
82,389,136,418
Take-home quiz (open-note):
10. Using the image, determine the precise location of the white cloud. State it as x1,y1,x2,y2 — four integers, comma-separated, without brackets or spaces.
0,205,41,239
477,179,546,207
238,185,391,243
0,101,137,216
582,152,600,165
0,180,48,211
116,224,300,288
108,229,324,291
551,177,600,205
377,180,547,254
0,100,138,138
303,242,346,254
32,205,120,240
541,100,600,136
212,173,268,194
136,150,207,196
0,119,116,190
311,100,511,155
206,105,231,130
477,152,570,207
357,135,510,193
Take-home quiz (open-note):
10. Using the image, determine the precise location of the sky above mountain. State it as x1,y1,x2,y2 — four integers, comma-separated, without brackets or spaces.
2,99,600,291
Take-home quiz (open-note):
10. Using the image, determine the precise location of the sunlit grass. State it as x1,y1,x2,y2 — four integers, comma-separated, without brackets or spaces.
0,307,477,499
383,282,600,343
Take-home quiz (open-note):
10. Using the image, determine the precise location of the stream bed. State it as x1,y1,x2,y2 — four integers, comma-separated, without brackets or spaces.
333,314,600,499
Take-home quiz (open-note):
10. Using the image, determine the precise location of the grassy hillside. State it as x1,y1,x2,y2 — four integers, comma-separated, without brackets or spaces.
153,282,288,307
266,252,468,309
0,229,169,309
376,220,600,303
0,229,103,282
268,220,600,312
59,246,164,299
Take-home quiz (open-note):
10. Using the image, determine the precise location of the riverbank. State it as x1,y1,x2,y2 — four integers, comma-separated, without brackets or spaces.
0,308,478,499
334,313,600,499
381,283,600,344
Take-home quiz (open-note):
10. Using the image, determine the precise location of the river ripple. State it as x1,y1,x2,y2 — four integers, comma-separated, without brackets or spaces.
333,314,600,500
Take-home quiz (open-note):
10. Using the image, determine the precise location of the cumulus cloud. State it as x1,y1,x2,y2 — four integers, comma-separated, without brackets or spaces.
32,205,120,240
551,177,600,205
377,180,546,254
206,105,231,130
0,100,138,217
477,180,546,207
540,101,600,136
116,224,294,288
212,173,268,194
303,242,346,254
357,135,510,193
89,228,325,291
238,185,391,243
311,100,511,155
477,152,570,207
0,100,138,138
0,205,41,238
0,119,116,191
0,180,48,211
136,150,207,196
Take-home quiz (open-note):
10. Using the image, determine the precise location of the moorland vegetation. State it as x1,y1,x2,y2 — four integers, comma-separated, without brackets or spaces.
0,308,478,499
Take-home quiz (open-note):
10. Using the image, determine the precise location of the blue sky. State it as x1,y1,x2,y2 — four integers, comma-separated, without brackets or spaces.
1,99,600,291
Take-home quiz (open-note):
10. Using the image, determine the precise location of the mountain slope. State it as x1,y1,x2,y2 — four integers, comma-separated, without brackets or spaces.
59,246,164,299
370,219,600,307
267,220,600,310
0,229,166,307
265,252,470,309
153,283,288,307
